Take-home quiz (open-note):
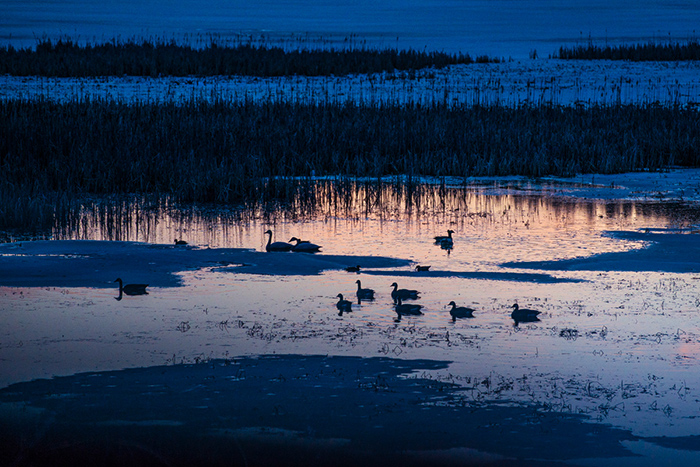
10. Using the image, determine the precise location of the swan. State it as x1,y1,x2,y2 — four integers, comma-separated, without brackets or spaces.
447,301,474,321
434,230,454,243
511,303,541,323
394,297,423,321
355,280,375,300
390,282,419,301
264,230,293,252
336,293,352,316
114,278,148,296
415,265,431,272
289,237,322,253
174,239,188,245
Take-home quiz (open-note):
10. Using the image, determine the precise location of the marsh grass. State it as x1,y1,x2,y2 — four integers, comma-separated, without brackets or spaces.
556,40,700,61
2,98,700,232
0,38,495,77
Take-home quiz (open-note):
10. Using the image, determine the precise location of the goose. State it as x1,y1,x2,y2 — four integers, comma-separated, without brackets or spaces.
288,237,310,244
395,297,423,321
511,303,541,323
114,278,148,296
174,239,188,245
390,282,419,302
447,301,474,321
345,265,361,273
415,265,431,272
434,230,454,243
289,237,322,253
264,230,293,252
355,280,375,300
336,293,352,316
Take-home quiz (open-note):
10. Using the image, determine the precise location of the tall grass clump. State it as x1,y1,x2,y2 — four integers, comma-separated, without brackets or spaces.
556,40,700,61
2,98,699,219
0,38,497,77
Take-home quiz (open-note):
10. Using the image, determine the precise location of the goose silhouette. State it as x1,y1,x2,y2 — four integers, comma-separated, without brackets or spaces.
264,230,293,252
415,265,431,272
174,239,188,245
289,237,321,253
434,230,454,243
114,278,148,300
394,297,423,321
345,265,361,273
355,280,375,300
447,301,474,321
511,303,541,323
336,293,352,316
390,282,419,302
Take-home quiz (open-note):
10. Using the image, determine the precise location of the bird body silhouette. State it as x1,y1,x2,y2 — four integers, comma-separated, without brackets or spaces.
345,265,361,273
511,303,541,323
264,230,293,252
355,280,375,300
114,278,148,299
434,230,454,243
447,301,474,321
390,282,419,301
289,237,322,253
415,265,431,272
336,293,353,316
174,239,188,245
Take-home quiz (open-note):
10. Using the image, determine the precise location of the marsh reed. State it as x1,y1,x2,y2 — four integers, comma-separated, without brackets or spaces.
0,38,493,77
3,98,698,189
556,40,700,61
2,97,699,231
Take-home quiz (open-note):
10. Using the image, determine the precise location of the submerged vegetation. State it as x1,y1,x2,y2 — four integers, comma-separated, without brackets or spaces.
1,97,699,233
556,40,700,61
0,38,497,77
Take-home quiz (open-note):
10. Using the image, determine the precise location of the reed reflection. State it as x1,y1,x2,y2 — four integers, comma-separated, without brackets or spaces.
48,180,699,266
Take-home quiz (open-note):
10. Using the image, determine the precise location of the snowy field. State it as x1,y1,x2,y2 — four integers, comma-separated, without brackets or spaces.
3,58,700,107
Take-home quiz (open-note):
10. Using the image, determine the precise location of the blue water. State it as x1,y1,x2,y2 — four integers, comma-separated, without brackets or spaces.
2,0,699,58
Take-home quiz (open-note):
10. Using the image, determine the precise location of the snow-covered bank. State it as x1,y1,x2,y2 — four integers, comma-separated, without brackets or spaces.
441,168,700,203
3,59,699,107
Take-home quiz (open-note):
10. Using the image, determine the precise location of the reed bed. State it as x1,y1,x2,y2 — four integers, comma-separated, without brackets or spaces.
556,40,700,61
2,97,698,232
0,39,495,78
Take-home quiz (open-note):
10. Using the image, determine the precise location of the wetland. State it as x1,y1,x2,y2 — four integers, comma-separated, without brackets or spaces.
3,20,700,466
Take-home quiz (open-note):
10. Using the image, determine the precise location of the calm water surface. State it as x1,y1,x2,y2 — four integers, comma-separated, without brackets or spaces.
3,183,700,443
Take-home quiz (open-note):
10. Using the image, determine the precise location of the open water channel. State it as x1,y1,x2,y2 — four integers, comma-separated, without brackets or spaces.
3,180,700,465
